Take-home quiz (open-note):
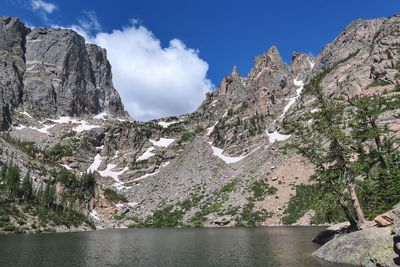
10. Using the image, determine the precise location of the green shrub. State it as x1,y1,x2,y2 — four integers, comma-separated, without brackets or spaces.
180,131,194,142
367,79,391,88
250,180,277,200
104,188,127,202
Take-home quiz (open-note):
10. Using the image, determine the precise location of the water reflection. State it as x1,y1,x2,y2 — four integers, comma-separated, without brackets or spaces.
0,226,349,267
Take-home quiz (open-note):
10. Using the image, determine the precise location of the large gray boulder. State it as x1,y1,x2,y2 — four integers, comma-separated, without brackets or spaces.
314,227,398,267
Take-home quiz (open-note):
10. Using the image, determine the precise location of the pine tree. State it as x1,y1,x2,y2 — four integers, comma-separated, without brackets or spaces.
285,72,366,228
0,163,7,180
41,183,55,208
6,163,21,199
20,170,33,201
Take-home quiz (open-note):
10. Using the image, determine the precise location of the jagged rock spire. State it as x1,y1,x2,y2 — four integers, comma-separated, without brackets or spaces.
231,65,240,77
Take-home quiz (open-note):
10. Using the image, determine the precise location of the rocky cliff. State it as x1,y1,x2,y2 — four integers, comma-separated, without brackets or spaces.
0,17,126,130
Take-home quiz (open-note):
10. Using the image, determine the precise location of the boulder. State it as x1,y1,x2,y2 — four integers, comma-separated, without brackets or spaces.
312,221,350,245
267,126,276,133
214,215,232,226
314,227,398,266
374,212,395,227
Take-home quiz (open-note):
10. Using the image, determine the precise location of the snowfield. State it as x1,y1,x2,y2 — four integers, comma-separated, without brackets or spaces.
158,121,178,128
208,142,246,164
280,79,304,119
266,131,291,144
137,147,155,161
87,154,102,173
150,138,175,148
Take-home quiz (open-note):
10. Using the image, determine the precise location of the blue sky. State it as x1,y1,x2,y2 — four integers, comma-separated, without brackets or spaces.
1,0,400,120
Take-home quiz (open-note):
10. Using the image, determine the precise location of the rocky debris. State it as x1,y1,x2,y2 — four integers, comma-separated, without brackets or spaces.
375,212,396,227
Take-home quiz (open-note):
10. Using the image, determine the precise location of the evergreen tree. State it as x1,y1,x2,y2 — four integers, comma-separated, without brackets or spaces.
285,72,366,228
349,95,400,218
41,183,55,208
286,71,400,228
6,164,21,199
20,170,33,201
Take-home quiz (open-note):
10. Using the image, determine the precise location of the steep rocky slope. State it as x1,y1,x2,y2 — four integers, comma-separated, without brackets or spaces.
0,13,399,242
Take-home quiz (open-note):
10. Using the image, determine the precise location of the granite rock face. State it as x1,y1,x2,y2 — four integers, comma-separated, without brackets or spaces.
0,17,30,129
0,16,126,125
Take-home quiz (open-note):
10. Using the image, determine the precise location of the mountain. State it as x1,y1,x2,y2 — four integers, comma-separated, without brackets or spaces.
0,13,399,254
0,16,126,130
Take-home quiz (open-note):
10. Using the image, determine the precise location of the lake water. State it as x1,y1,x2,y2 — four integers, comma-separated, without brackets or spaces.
0,226,346,267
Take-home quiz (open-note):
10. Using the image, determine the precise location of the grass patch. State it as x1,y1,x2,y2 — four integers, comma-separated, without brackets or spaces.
250,179,277,201
104,188,127,202
367,79,391,89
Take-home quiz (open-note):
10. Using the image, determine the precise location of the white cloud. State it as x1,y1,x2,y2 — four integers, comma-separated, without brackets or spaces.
31,0,57,14
70,18,213,121
77,11,101,33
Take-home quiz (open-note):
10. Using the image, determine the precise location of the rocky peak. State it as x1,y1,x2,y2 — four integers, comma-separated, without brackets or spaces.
215,64,246,100
86,44,126,116
289,52,314,80
0,17,127,126
0,17,30,129
252,45,284,73
231,65,240,77
0,16,29,58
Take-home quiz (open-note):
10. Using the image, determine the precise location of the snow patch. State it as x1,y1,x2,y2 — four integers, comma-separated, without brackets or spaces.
73,121,100,133
158,121,178,128
161,161,170,167
206,121,218,136
208,142,246,164
115,202,137,208
14,125,26,130
280,79,304,119
99,164,129,182
150,138,175,148
94,112,108,120
30,124,56,134
137,147,155,161
133,171,159,182
127,202,138,208
60,164,72,171
310,108,319,113
20,111,33,118
267,131,291,144
90,209,100,221
211,99,218,106
50,116,77,124
87,154,102,173
308,58,315,69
